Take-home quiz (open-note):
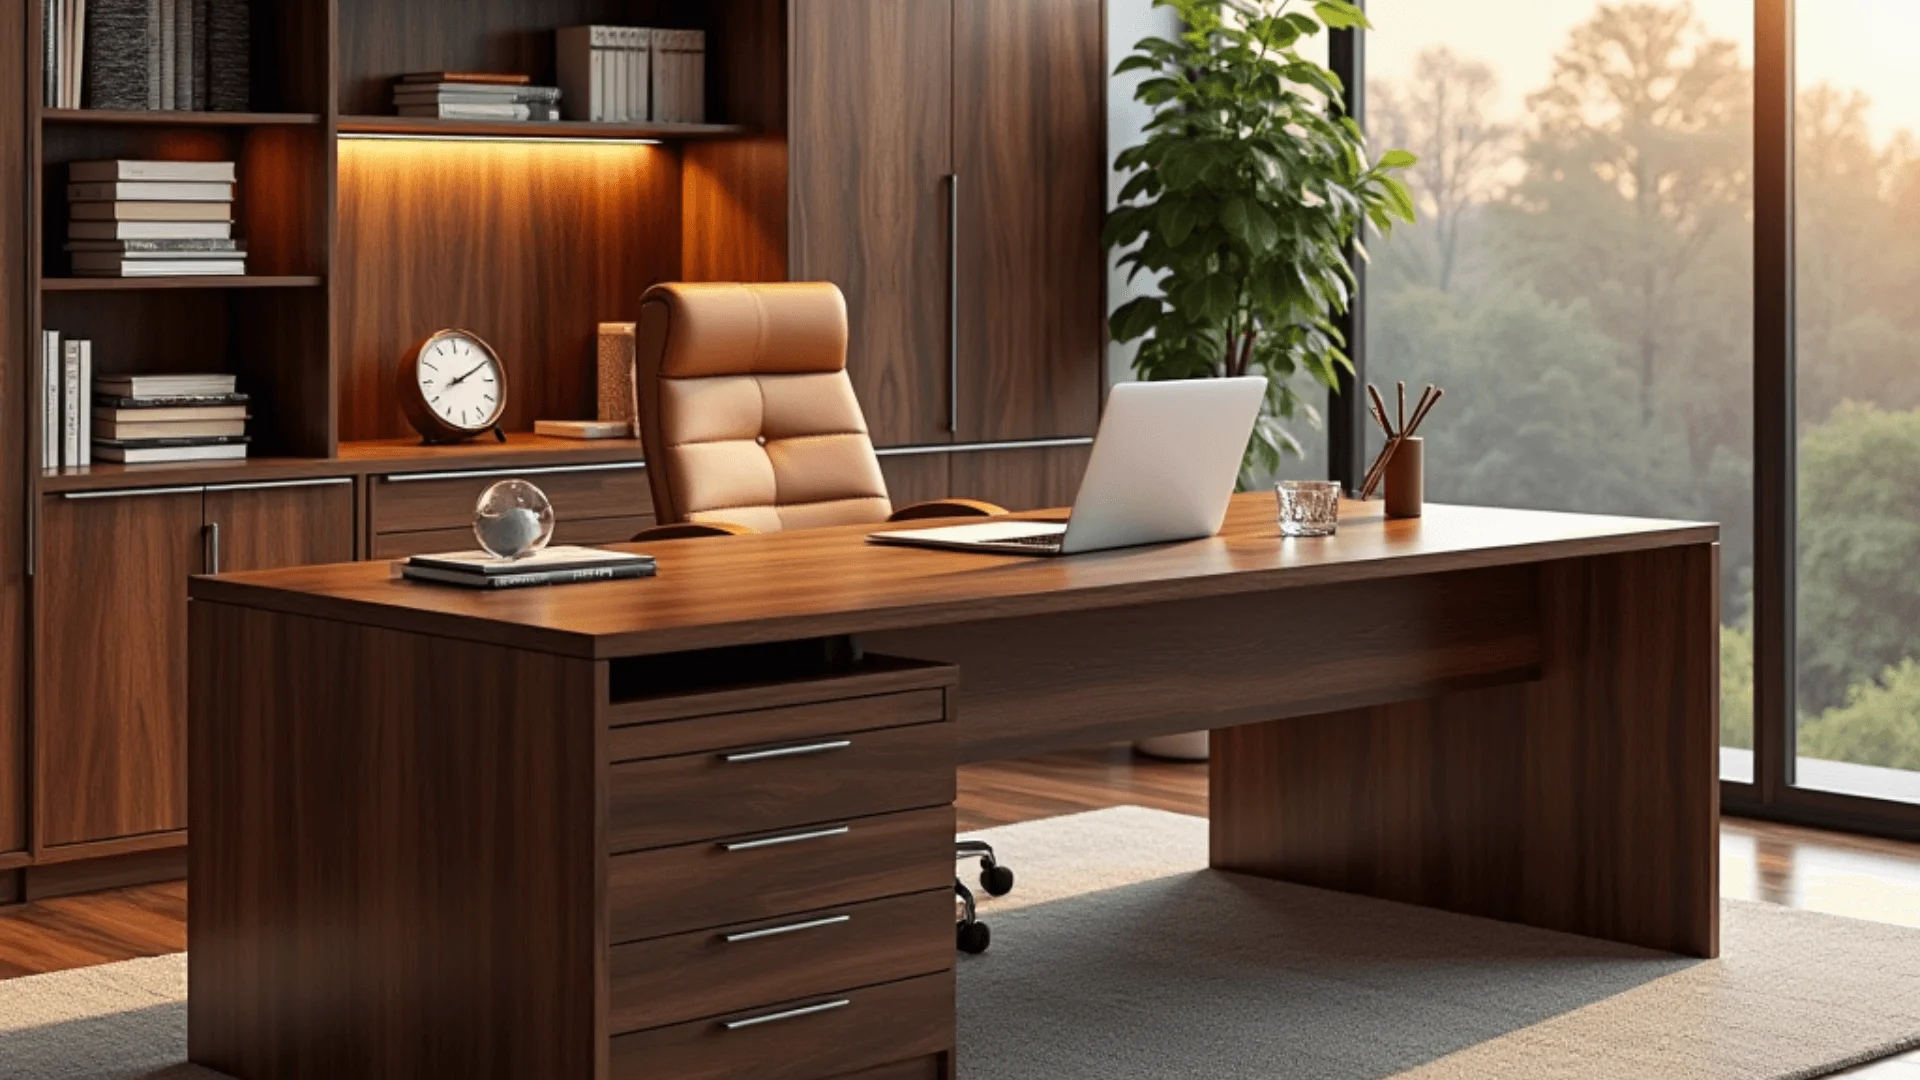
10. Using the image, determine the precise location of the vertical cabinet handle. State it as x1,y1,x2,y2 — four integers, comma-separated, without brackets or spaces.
204,522,221,575
948,172,960,434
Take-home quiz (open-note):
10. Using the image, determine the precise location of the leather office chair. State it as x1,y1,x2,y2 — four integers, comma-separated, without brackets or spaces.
631,280,1015,953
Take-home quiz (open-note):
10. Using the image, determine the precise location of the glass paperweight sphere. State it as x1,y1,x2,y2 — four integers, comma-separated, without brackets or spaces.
474,479,555,560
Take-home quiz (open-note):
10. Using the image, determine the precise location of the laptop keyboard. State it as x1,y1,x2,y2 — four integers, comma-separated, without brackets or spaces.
999,533,1065,550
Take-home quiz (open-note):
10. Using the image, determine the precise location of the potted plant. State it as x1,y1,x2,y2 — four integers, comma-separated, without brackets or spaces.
1109,0,1416,760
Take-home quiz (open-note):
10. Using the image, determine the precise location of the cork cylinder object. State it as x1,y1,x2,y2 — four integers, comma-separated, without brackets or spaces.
1385,436,1424,519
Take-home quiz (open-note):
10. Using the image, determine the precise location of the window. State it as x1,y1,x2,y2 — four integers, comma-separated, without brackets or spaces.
1362,0,1756,779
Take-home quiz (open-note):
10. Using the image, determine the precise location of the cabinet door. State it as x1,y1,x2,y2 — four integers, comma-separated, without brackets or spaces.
35,491,205,848
203,481,356,574
954,0,1106,443
0,5,27,862
790,0,954,448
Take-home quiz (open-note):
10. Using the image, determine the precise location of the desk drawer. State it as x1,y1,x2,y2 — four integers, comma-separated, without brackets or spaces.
609,806,954,943
607,688,947,761
371,514,654,560
608,721,953,852
609,971,954,1080
609,889,953,1034
372,462,650,534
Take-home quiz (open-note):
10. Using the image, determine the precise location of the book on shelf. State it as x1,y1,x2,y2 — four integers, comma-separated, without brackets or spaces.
98,433,248,449
557,25,651,123
652,29,706,124
93,440,249,464
68,180,234,202
69,220,234,240
66,238,244,253
400,72,533,86
395,103,534,120
96,402,247,422
96,373,237,396
96,417,246,439
534,419,631,440
95,391,247,408
60,339,83,467
69,201,232,222
41,332,59,469
72,257,247,277
400,546,657,590
68,0,248,111
392,85,561,105
390,74,562,122
69,160,236,183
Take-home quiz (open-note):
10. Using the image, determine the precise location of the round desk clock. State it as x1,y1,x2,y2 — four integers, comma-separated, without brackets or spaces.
400,329,509,443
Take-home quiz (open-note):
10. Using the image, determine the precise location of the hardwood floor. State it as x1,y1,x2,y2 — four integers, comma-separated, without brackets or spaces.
3,745,1920,1074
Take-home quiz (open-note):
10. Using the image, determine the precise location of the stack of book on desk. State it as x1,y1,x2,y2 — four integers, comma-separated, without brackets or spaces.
93,373,250,463
66,160,243,277
392,73,561,121
401,546,656,590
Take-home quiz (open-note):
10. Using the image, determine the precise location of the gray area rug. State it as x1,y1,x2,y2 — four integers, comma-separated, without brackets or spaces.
2,806,1919,1079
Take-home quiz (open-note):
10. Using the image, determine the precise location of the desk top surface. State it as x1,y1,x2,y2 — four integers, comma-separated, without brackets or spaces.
189,496,1717,659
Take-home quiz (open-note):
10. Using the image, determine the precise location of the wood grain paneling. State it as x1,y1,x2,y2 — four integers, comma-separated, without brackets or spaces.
203,483,356,573
870,563,1543,762
35,492,205,847
948,443,1091,512
953,0,1105,442
879,454,952,509
188,603,604,1079
1211,545,1723,957
790,0,955,448
336,138,683,441
0,2,26,860
684,137,790,284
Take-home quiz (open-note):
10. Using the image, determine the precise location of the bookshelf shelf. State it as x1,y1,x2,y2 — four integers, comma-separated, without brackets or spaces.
42,276,325,292
336,115,749,141
40,108,326,127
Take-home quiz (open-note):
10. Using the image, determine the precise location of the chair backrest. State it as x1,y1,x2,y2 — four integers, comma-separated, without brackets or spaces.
634,282,894,532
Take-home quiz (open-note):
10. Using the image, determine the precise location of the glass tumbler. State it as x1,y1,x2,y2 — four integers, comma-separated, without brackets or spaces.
1275,480,1341,537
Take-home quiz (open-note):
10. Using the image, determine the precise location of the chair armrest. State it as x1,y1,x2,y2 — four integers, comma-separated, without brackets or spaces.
631,521,758,542
887,498,1007,522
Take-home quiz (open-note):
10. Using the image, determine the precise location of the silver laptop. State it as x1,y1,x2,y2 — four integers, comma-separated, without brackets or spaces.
867,377,1266,556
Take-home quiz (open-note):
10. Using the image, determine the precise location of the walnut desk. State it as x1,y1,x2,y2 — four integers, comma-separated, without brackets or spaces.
185,496,1720,1080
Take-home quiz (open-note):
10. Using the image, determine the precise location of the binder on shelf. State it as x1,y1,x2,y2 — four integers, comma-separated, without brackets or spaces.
61,340,81,468
41,331,59,470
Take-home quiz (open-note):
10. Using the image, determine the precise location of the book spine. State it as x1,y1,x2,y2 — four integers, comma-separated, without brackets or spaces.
147,0,163,108
688,32,705,123
591,28,607,122
159,0,175,109
71,0,87,108
207,0,247,111
42,0,52,108
607,27,625,123
174,0,193,110
192,0,208,110
85,0,152,110
61,340,80,467
41,331,59,469
77,341,92,466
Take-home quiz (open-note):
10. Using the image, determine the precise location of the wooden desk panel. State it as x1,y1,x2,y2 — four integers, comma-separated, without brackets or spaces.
189,497,1716,659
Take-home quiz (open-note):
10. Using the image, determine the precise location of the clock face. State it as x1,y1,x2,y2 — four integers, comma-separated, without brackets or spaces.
416,332,505,432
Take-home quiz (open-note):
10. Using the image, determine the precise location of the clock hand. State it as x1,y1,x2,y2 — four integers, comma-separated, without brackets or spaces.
447,361,491,388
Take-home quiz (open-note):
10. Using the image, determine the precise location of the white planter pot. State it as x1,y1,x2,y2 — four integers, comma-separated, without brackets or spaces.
1134,730,1210,761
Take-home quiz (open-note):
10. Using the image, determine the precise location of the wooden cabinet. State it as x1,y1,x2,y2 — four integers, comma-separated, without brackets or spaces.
0,6,26,868
33,481,354,850
790,0,1105,452
35,491,205,848
954,0,1107,444
790,0,955,449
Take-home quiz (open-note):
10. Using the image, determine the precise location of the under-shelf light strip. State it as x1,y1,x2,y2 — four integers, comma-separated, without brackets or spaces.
338,133,663,146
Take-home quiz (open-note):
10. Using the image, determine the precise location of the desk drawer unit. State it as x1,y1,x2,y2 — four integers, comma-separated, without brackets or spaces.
601,656,961,1077
610,971,956,1080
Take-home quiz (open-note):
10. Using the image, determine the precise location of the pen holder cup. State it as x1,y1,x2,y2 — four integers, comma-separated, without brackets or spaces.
1385,437,1424,519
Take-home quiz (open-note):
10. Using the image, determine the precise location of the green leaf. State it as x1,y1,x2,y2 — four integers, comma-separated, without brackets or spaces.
1113,54,1159,77
1109,296,1165,344
1157,201,1201,246
1312,1,1371,31
1376,148,1418,170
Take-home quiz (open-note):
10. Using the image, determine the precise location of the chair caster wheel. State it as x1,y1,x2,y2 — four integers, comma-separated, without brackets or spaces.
957,920,991,954
980,863,1015,897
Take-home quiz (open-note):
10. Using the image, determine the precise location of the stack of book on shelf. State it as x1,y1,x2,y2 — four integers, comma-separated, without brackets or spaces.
66,160,243,277
46,0,250,111
400,547,656,590
392,73,561,122
39,331,91,469
556,27,705,123
92,373,250,464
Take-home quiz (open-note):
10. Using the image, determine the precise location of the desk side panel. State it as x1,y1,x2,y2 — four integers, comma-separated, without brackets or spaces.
188,601,605,1079
1212,544,1721,957
867,564,1543,762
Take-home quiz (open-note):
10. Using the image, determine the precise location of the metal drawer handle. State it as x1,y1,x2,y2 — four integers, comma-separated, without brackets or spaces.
723,740,851,764
723,914,851,943
719,825,850,852
722,998,850,1031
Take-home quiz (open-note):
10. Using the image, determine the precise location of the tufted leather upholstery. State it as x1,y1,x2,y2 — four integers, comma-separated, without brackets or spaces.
635,282,895,532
